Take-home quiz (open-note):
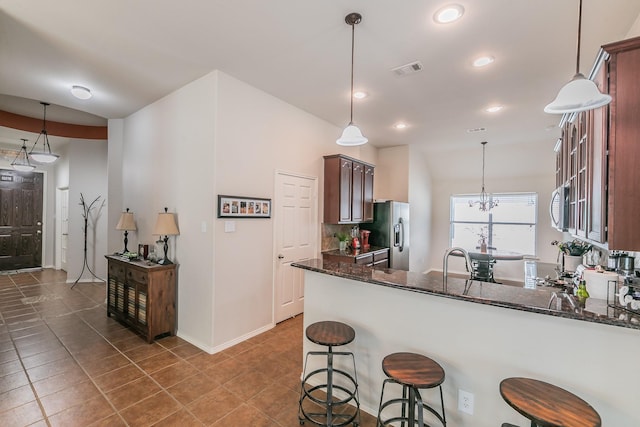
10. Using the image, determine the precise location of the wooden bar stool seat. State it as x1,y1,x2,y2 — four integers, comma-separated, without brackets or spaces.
376,352,447,427
500,377,601,427
299,321,360,426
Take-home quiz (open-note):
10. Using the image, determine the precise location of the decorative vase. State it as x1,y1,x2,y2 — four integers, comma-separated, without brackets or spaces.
563,254,583,273
339,240,347,252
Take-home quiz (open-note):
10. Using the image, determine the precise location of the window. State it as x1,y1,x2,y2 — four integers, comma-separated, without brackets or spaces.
450,193,537,255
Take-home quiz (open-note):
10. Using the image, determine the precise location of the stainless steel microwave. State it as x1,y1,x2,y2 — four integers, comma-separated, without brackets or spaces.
550,186,570,231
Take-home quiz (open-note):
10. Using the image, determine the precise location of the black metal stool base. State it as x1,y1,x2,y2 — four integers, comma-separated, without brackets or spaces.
298,349,360,426
376,378,446,427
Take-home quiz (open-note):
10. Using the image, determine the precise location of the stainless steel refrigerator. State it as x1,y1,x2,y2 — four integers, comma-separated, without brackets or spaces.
360,201,410,270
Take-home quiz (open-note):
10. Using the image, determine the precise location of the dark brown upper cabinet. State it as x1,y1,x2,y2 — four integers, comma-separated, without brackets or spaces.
323,154,374,224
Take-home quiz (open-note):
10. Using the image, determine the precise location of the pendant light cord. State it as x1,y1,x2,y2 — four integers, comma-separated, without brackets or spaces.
575,0,582,75
481,141,487,192
349,20,355,125
42,102,48,133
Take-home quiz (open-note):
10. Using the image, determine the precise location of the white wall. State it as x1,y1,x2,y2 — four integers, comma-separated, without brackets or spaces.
374,146,409,202
107,119,125,255
627,13,640,37
116,70,374,352
66,139,108,282
120,72,217,350
408,146,432,273
212,71,358,348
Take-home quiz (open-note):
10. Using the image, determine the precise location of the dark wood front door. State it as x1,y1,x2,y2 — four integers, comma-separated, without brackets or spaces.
0,170,43,270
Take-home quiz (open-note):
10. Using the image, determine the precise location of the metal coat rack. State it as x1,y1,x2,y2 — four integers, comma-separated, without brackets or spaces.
72,193,104,287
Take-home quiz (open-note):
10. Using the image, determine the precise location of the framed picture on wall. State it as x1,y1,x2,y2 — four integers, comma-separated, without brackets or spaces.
217,195,271,218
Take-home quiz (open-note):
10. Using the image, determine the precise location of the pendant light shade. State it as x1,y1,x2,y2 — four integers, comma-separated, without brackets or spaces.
337,12,368,146
337,124,368,146
29,102,59,164
544,72,611,114
11,139,36,172
544,0,611,114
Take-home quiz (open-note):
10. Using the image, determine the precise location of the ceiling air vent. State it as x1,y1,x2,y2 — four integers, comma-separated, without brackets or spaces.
466,127,487,133
392,61,424,77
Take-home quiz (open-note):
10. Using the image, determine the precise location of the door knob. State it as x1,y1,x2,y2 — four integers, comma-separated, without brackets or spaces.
37,221,42,226
277,254,284,259
36,230,41,234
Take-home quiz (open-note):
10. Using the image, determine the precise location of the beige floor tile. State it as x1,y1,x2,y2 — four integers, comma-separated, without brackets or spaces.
187,386,243,425
93,363,145,392
0,269,343,427
106,376,163,411
119,391,182,427
0,399,45,426
166,373,219,405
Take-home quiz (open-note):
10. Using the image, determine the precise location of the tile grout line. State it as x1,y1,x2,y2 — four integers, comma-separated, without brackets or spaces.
3,273,51,426
78,317,207,426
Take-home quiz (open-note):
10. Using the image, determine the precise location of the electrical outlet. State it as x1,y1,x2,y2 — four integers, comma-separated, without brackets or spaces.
458,389,474,415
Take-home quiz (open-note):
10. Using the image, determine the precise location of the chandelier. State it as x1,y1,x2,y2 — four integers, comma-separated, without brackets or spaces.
469,141,498,212
29,102,59,163
11,139,36,172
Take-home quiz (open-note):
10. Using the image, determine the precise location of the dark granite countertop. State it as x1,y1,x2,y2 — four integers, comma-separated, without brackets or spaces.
293,258,640,331
322,246,389,258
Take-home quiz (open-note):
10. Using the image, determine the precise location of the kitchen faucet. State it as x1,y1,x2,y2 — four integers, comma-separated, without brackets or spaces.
443,247,473,289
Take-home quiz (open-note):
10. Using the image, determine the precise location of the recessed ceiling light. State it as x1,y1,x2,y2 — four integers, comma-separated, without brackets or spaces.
485,105,503,113
353,91,368,99
434,4,465,24
473,56,495,67
71,85,92,100
394,122,408,130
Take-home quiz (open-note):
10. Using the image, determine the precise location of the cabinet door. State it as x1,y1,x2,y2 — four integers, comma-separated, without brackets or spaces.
575,112,588,237
604,39,640,250
107,261,126,314
127,268,149,329
586,63,608,243
363,165,374,222
567,122,578,235
339,158,353,222
351,162,364,222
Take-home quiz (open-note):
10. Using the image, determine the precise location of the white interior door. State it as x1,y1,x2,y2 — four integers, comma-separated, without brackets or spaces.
56,188,69,271
274,171,317,323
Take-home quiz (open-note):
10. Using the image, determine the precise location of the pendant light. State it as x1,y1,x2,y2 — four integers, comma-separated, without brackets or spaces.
469,141,498,212
29,102,59,163
336,12,368,146
11,139,36,172
544,0,611,114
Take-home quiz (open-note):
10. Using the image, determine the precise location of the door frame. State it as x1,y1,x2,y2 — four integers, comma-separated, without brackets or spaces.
55,187,69,270
272,169,319,324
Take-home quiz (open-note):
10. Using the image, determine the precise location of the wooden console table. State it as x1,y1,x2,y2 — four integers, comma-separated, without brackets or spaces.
105,255,177,343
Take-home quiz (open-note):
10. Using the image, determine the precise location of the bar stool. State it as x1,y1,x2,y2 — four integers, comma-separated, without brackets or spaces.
376,352,447,427
298,321,360,426
499,377,601,427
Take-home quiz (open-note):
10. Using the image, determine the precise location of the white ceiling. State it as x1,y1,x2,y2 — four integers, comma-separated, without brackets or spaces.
1,0,639,152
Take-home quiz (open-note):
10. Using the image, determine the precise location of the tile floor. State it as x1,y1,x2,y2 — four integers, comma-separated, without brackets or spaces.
0,269,377,426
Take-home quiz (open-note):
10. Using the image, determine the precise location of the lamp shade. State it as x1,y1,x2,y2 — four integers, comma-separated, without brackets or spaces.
116,211,136,231
153,211,179,236
336,124,368,146
29,151,59,163
544,73,612,114
12,139,35,172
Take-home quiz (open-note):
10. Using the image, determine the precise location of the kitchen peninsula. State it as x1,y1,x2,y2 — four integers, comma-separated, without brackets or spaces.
293,259,640,426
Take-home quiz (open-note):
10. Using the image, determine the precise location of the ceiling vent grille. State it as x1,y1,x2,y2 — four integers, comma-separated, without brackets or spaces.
392,61,424,76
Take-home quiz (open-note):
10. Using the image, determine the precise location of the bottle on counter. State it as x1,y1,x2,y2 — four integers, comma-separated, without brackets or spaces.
576,280,590,306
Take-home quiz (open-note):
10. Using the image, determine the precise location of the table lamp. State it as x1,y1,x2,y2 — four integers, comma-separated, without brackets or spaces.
116,208,136,254
153,207,179,264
